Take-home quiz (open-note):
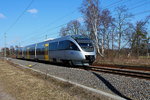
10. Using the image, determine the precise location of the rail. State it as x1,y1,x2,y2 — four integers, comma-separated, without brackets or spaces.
85,65,150,80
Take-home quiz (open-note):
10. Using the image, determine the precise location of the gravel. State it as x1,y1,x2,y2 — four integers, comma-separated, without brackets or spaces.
10,58,150,100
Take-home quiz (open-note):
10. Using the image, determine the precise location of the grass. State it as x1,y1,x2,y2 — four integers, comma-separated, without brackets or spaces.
0,60,104,100
139,56,150,59
0,60,79,100
94,56,150,67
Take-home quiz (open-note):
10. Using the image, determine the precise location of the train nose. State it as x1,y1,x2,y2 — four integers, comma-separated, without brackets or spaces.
85,55,95,64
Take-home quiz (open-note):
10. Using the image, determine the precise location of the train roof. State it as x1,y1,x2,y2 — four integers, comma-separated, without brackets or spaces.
44,38,55,41
52,35,89,41
18,35,90,48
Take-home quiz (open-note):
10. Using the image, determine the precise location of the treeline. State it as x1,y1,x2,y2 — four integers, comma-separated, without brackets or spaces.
1,0,150,59
59,0,150,58
0,46,16,57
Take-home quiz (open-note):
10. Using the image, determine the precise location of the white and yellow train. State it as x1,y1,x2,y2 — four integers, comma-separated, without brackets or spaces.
16,35,96,66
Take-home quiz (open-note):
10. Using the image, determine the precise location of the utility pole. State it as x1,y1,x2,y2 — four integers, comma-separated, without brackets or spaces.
45,35,47,40
4,33,6,57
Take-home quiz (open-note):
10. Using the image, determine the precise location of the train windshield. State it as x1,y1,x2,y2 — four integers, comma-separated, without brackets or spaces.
78,42,94,52
72,35,94,52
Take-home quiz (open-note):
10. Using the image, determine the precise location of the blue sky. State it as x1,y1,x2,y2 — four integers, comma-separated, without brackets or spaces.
0,0,150,48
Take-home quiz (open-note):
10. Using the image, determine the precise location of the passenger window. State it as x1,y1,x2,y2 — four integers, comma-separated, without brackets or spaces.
68,41,79,51
58,41,69,50
49,41,79,51
49,42,58,51
58,41,64,50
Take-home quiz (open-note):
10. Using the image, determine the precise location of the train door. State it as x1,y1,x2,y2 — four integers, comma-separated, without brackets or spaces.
21,48,23,58
27,47,30,59
18,49,20,58
19,48,22,58
44,44,49,61
21,48,24,58
35,44,37,59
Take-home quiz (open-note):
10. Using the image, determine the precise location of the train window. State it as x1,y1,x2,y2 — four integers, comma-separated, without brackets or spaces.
68,41,79,50
23,49,26,56
36,43,45,55
49,42,58,51
36,48,41,55
42,49,44,54
57,40,79,51
49,41,79,51
29,47,35,55
41,48,45,55
72,36,94,52
58,41,69,50
58,41,64,50
78,43,94,52
19,48,22,55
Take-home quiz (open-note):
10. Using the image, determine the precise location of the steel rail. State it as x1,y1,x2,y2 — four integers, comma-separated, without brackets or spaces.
87,66,150,80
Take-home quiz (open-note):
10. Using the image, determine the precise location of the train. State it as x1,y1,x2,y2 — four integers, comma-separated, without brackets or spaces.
16,35,96,66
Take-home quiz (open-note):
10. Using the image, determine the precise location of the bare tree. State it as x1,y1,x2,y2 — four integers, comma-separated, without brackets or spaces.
79,25,90,37
114,6,133,52
123,23,134,49
1,47,10,57
59,20,83,37
67,20,81,35
110,24,116,50
80,0,103,56
99,9,114,55
59,27,69,37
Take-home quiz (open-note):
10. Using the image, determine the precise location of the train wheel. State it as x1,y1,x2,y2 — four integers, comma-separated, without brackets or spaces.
69,61,74,66
34,58,38,61
62,60,69,66
62,60,67,65
53,58,57,63
62,60,73,67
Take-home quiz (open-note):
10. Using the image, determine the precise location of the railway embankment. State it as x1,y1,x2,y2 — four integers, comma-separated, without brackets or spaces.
94,57,150,70
1,58,150,100
0,59,106,100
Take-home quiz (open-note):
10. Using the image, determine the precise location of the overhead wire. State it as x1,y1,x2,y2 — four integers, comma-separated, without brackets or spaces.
19,21,69,44
19,19,79,45
0,0,34,48
19,0,129,45
5,0,34,33
14,0,130,46
17,0,131,46
129,0,150,11
126,0,150,16
134,10,150,15
8,0,150,47
103,0,124,9
15,9,77,45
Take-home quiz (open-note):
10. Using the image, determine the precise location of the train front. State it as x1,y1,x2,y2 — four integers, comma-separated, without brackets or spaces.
71,35,96,66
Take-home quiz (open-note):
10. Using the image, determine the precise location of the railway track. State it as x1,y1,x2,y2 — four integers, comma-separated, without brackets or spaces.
5,58,150,80
86,66,150,80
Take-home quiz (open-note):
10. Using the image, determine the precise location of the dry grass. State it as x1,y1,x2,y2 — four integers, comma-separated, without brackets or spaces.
0,60,79,100
0,60,104,100
94,55,150,67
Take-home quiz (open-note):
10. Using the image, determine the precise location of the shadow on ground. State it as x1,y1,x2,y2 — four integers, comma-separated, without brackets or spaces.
92,72,132,100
